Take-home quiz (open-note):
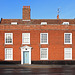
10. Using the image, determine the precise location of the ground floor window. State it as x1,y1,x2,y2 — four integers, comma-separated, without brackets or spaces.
5,48,13,60
64,48,72,60
40,48,48,60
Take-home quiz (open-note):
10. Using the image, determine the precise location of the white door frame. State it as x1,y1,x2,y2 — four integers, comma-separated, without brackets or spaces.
20,46,32,64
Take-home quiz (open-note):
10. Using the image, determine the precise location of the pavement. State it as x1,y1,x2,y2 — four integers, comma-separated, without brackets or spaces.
0,64,74,68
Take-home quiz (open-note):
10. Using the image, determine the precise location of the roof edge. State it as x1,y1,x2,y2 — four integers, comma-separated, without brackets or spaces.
2,19,75,20
31,19,75,20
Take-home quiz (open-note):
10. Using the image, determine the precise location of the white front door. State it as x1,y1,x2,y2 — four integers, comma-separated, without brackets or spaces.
23,51,29,64
20,46,32,64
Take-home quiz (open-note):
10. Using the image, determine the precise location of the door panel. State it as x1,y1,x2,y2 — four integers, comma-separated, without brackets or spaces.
23,51,29,64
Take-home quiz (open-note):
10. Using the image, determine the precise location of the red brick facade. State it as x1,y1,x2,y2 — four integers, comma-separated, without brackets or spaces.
0,6,75,64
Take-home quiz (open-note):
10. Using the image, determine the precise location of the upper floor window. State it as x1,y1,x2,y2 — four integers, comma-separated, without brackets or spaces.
5,48,13,60
5,33,13,44
64,33,72,44
40,33,48,44
22,33,30,44
41,22,47,25
40,48,48,60
11,22,17,25
62,22,69,25
64,48,72,60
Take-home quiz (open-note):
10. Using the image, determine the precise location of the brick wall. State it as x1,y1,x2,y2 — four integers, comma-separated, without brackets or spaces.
0,24,75,61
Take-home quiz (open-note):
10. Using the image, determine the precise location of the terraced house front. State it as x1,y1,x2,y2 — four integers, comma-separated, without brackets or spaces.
0,6,75,64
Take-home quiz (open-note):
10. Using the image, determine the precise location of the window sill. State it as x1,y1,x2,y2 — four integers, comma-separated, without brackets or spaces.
40,43,48,44
22,43,30,45
5,59,13,61
64,59,72,60
64,43,72,44
5,44,13,45
40,59,48,60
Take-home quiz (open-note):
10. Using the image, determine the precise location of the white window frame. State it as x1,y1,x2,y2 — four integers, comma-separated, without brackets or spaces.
62,22,69,25
5,48,13,60
11,22,17,25
22,33,30,44
64,48,72,60
40,33,48,44
40,48,48,60
64,33,72,44
5,33,13,44
41,22,47,25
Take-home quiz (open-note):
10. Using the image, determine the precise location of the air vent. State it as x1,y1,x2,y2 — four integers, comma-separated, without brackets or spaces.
11,22,17,25
62,22,69,25
41,22,47,25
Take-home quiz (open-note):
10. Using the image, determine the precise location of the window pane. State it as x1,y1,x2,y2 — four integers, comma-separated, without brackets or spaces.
65,34,70,38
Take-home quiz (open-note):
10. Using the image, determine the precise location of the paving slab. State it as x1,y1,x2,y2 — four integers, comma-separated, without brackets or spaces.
0,64,74,69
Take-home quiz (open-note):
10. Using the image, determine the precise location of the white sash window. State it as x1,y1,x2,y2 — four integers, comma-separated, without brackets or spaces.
22,33,30,44
64,33,72,44
5,48,13,60
5,33,13,44
40,48,48,60
40,33,48,44
64,48,72,60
